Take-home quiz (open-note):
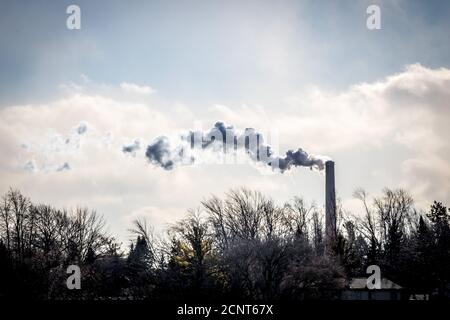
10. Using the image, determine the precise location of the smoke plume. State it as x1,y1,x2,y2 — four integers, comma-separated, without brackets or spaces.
144,122,329,172
122,139,141,155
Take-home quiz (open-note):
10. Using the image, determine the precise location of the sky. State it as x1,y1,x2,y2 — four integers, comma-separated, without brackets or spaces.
1,0,449,244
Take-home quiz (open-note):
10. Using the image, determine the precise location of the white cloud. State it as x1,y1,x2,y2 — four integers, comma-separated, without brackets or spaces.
0,64,449,243
120,82,155,95
209,64,450,204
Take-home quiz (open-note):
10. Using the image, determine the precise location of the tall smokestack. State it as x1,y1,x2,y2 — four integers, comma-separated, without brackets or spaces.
325,160,336,254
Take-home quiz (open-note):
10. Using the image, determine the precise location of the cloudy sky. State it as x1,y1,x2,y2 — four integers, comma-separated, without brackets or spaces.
1,0,449,243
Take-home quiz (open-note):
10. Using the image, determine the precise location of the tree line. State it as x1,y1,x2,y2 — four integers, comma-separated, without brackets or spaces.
0,187,449,300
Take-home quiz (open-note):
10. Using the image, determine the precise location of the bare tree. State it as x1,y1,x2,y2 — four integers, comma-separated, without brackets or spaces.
130,218,153,246
0,192,12,250
311,209,324,255
32,204,61,254
224,188,264,241
64,208,109,261
374,188,413,245
281,197,314,240
202,195,229,252
352,188,380,262
203,188,279,246
129,217,155,265
168,210,216,293
352,187,415,266
1,189,31,257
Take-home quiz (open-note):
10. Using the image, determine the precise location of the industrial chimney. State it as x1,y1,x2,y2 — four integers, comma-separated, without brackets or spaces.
325,160,336,254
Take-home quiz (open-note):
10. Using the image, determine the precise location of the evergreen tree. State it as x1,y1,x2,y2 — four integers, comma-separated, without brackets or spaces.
428,201,450,298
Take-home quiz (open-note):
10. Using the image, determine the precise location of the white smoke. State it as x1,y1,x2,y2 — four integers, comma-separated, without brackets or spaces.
21,121,329,174
21,121,93,173
144,122,330,172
